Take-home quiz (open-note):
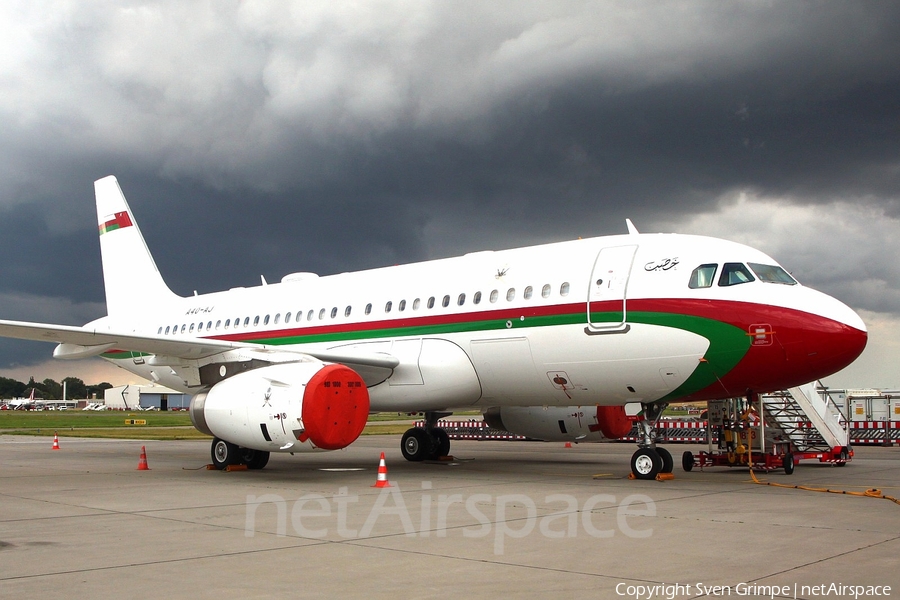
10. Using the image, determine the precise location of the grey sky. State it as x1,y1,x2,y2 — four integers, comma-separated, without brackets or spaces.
1,1,898,388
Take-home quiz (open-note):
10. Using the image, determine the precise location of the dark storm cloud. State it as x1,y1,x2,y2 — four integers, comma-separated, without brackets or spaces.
0,1,898,380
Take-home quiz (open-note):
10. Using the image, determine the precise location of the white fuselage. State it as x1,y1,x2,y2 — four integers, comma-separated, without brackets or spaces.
98,232,865,413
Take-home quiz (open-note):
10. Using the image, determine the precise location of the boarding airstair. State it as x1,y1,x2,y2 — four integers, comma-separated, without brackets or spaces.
760,382,849,453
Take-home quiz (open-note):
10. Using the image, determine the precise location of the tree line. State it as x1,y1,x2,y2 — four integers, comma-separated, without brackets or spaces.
0,376,113,400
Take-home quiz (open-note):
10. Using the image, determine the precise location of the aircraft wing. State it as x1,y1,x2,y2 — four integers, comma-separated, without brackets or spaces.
0,319,400,378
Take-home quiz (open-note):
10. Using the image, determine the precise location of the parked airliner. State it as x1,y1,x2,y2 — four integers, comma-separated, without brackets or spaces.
0,177,866,478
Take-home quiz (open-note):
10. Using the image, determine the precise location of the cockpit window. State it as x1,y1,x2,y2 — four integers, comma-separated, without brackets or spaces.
748,263,797,285
689,264,717,289
718,263,755,287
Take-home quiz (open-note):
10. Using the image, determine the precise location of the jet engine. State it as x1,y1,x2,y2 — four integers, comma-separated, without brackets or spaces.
482,405,633,442
190,361,369,453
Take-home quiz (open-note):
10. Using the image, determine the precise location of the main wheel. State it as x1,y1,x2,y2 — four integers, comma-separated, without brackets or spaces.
240,448,270,470
211,437,240,470
656,447,674,473
682,451,695,472
401,428,432,462
782,453,795,475
431,428,451,459
631,448,662,480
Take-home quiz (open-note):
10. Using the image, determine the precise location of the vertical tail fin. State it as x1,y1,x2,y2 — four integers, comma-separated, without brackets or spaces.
95,176,179,315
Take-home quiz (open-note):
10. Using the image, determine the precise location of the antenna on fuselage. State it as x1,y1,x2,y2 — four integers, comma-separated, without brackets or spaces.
625,219,639,235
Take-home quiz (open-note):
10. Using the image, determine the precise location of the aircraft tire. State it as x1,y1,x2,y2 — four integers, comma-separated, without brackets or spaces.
431,428,451,459
211,437,240,470
682,451,694,472
656,447,674,473
401,428,432,462
782,453,795,475
631,448,661,480
240,448,270,470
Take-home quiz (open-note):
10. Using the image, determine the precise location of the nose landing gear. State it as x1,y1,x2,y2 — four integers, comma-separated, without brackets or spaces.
630,402,673,480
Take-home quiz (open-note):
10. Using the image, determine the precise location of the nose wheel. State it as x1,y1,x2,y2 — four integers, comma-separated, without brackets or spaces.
631,448,662,479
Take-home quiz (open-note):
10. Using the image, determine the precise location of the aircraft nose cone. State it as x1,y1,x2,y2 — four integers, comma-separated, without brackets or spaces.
790,291,867,382
807,318,867,379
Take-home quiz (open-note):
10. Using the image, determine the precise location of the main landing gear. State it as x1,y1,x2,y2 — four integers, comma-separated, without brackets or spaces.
401,411,451,462
210,437,270,470
630,402,673,480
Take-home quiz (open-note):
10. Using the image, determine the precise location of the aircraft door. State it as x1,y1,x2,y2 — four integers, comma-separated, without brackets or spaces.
588,244,637,331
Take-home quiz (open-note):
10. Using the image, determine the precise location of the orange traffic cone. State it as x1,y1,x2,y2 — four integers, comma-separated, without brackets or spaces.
137,446,150,470
51,433,60,450
371,451,391,488
564,442,572,448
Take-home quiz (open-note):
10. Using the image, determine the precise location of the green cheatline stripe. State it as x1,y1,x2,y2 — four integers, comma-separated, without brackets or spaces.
101,310,750,400
630,312,750,400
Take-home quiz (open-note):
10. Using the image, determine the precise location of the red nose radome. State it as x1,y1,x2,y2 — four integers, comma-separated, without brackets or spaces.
301,364,370,450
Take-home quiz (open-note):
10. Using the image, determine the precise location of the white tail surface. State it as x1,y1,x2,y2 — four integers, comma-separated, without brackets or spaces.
95,176,179,316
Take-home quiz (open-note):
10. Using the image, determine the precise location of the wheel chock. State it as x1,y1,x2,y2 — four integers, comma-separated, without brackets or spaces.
206,464,217,470
225,464,248,472
627,472,675,481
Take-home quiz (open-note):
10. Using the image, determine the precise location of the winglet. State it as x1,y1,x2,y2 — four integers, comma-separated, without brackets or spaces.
625,219,639,235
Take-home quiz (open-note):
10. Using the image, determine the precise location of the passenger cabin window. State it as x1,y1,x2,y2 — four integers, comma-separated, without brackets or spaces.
224,319,231,329
163,326,169,334
307,310,314,321
413,298,421,310
689,264,717,289
490,290,499,303
427,297,435,309
718,263,755,287
385,301,392,313
473,291,482,304
399,300,406,312
253,316,260,326
274,314,280,324
506,288,515,302
318,309,325,320
542,284,551,298
345,306,352,317
524,286,533,300
748,263,797,285
365,303,372,315
442,295,450,308
457,293,465,306
331,307,338,318
284,312,291,323
560,282,570,296
216,320,221,329
263,315,270,325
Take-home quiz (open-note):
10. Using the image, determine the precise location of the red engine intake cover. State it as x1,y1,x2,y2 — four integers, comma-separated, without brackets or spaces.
301,364,370,450
596,405,633,439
